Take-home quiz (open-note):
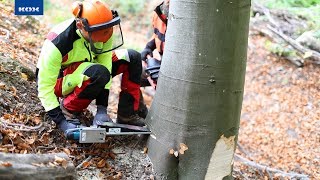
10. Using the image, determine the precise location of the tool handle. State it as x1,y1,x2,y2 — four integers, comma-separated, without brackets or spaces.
65,129,80,140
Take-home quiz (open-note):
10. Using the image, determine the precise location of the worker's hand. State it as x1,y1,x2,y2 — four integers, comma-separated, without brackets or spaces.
145,58,161,81
47,107,67,124
141,48,153,61
47,107,79,133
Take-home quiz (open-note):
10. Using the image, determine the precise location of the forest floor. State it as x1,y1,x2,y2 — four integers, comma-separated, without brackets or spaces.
0,2,319,180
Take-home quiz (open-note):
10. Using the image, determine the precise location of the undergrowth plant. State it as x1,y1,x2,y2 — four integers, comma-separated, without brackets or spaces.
110,0,147,16
262,0,320,8
256,0,320,31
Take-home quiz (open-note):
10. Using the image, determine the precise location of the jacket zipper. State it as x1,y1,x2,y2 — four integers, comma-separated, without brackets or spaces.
84,42,92,62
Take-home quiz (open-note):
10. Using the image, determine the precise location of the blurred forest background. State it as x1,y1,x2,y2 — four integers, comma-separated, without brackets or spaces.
42,0,161,51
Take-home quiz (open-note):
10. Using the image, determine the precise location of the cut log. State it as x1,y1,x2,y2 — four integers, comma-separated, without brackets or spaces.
0,152,75,180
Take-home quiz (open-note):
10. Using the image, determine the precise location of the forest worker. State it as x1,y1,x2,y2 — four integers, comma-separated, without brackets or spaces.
140,0,170,87
36,0,147,135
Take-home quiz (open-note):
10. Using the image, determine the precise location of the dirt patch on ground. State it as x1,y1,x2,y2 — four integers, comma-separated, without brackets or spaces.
0,57,41,117
234,35,320,179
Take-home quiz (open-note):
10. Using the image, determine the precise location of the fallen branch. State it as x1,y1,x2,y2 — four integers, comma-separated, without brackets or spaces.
251,26,304,67
236,142,251,157
268,25,320,64
0,152,75,179
296,31,320,52
0,118,43,132
253,2,279,28
234,154,309,179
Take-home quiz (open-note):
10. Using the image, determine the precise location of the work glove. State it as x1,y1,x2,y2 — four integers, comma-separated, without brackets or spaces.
47,106,79,133
145,58,161,81
93,105,112,126
141,48,153,61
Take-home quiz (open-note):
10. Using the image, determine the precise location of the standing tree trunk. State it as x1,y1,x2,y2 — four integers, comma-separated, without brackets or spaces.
146,0,251,179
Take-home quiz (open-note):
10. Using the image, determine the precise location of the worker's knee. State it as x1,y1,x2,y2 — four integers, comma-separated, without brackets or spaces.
127,49,142,84
84,64,110,85
128,49,141,64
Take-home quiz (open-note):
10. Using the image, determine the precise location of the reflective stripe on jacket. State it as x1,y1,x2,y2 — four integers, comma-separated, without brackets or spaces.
37,18,113,111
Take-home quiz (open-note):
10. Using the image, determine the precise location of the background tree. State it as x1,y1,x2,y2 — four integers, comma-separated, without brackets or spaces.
146,0,251,179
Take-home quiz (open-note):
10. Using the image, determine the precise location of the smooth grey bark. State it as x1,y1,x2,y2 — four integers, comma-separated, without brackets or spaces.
146,0,251,179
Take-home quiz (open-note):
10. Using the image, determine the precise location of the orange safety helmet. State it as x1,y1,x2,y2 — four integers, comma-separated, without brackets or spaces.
72,0,124,54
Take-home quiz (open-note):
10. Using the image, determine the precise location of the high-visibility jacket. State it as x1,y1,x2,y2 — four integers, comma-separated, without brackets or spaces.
146,2,167,55
37,18,114,112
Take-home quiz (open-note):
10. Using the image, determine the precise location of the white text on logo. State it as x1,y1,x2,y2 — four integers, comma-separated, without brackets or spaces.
18,7,40,12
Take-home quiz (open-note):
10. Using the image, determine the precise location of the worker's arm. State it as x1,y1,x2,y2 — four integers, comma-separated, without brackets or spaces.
37,40,68,124
37,39,62,112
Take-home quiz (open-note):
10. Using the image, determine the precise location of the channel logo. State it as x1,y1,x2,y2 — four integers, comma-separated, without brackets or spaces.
15,0,43,15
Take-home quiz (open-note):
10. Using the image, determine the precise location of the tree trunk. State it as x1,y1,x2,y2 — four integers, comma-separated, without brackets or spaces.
0,152,75,180
146,0,251,179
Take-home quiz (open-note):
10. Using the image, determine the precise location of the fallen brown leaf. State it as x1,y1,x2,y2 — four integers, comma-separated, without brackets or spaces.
143,147,148,154
13,135,24,145
48,162,56,167
39,133,50,145
108,152,116,160
0,82,5,89
26,135,36,145
20,149,27,154
3,114,11,119
17,143,30,150
97,159,106,168
115,172,122,179
10,86,17,97
54,155,65,163
1,162,12,167
32,117,41,125
61,160,68,169
82,161,91,169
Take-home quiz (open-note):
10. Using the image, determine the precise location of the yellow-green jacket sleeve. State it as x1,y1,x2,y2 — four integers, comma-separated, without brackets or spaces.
37,40,62,111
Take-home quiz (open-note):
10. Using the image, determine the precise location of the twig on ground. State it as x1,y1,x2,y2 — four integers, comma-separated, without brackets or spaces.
0,118,43,131
236,142,251,156
76,155,92,169
234,154,309,179
36,146,56,150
